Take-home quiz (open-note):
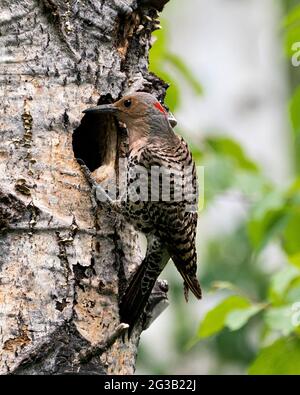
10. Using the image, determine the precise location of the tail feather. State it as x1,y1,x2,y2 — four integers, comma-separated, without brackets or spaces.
176,266,202,301
119,262,158,334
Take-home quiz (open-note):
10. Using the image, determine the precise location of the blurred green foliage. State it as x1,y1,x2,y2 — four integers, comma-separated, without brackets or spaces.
197,295,252,338
290,87,300,171
249,338,300,374
149,22,203,112
194,2,300,375
138,2,300,375
283,5,300,57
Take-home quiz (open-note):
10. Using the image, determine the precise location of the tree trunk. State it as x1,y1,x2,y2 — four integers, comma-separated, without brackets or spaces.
0,0,169,375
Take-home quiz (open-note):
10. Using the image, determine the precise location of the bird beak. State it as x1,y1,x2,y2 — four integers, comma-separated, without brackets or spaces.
83,103,118,115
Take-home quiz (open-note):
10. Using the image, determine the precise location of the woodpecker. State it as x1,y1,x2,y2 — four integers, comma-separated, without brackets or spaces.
83,92,202,332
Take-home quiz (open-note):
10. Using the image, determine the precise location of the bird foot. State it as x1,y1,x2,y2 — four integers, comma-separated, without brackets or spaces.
78,159,121,213
75,323,129,364
143,279,169,330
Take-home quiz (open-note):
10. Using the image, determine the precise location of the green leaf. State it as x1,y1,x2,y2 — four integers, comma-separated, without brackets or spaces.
268,266,300,303
226,304,265,331
203,156,235,201
153,69,180,112
249,337,300,374
283,211,300,256
286,282,300,304
250,190,286,219
149,28,167,67
248,210,287,250
264,305,297,336
288,252,300,268
197,295,250,339
232,171,268,198
283,4,300,27
149,25,181,111
189,143,203,163
283,5,300,59
206,137,258,171
149,20,202,112
284,25,300,57
164,53,203,95
289,86,300,136
247,190,287,250
287,178,300,202
211,281,243,293
289,88,300,172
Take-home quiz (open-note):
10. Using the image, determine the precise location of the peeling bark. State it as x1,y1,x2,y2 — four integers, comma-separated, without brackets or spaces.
0,0,169,375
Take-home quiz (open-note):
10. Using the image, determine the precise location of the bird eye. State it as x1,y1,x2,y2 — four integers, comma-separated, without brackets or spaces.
124,99,132,108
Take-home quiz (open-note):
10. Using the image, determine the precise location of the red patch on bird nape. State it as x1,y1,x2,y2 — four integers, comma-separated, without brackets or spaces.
154,101,166,114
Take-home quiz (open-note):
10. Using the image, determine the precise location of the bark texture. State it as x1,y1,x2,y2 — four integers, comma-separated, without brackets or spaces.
0,0,169,375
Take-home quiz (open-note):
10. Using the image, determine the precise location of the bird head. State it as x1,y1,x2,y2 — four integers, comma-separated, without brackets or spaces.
84,92,173,132
83,92,176,149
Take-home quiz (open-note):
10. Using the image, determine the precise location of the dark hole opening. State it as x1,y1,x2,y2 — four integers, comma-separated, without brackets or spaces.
72,94,115,171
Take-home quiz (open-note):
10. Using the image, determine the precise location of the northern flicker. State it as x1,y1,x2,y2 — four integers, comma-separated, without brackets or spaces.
83,92,202,332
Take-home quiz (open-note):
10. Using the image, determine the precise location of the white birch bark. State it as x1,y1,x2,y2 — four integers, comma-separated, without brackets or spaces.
0,0,169,375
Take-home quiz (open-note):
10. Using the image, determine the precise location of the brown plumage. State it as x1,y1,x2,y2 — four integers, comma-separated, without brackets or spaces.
83,92,202,332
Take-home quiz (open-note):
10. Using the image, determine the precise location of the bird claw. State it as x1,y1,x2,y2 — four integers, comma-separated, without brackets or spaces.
143,280,169,330
78,159,95,187
78,160,106,210
95,184,112,204
78,159,121,213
